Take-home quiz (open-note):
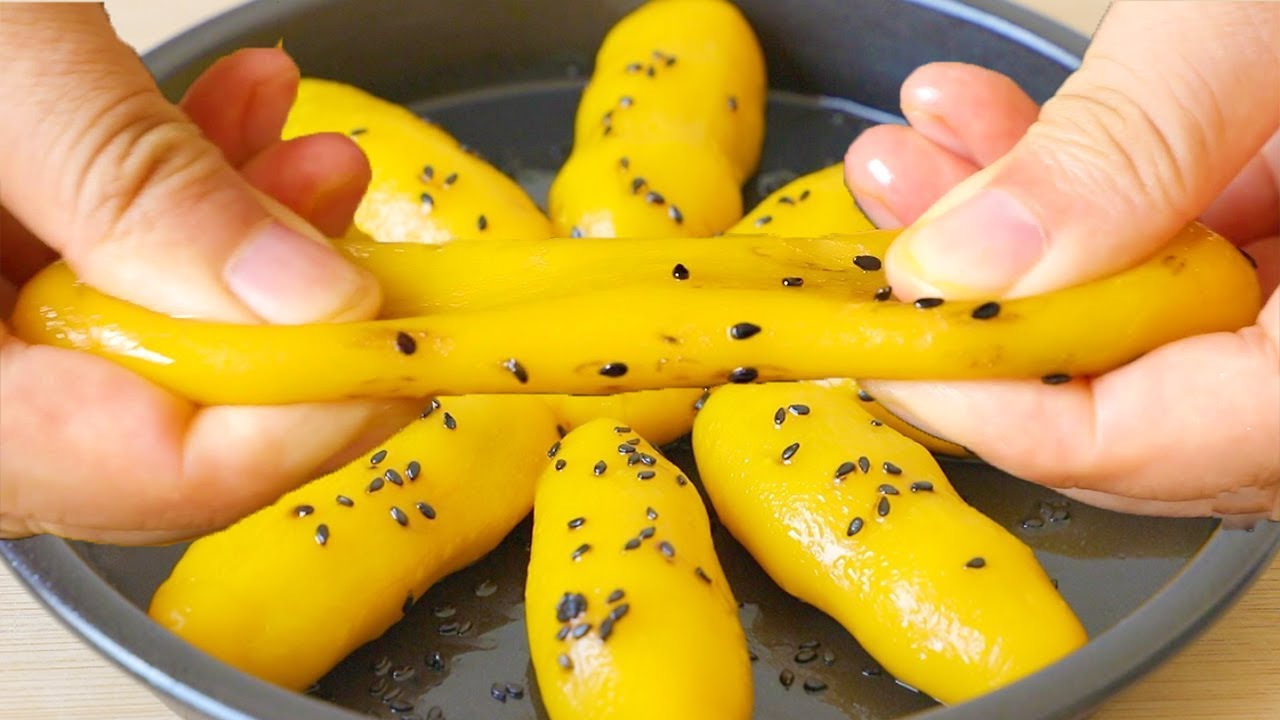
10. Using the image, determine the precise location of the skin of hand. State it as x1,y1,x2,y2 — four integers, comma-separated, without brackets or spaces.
844,1,1280,521
0,5,419,544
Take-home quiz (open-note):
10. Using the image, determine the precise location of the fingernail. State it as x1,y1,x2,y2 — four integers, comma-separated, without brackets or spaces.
224,222,374,324
898,188,1046,296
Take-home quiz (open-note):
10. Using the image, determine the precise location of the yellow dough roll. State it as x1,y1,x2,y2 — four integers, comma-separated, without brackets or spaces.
692,381,1087,704
526,418,751,719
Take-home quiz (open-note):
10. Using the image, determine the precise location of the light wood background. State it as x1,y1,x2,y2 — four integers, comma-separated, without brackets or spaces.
4,1,1279,719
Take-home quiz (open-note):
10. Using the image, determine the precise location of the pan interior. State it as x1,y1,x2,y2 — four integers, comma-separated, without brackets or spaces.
68,85,1216,705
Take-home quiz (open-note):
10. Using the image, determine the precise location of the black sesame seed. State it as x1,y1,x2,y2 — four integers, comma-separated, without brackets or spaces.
368,477,385,493
631,177,646,194
293,504,314,518
853,255,883,271
390,507,409,526
646,506,658,520
870,419,883,427
599,615,616,641
668,204,684,224
593,460,607,476
618,443,637,455
627,453,642,466
572,543,591,560
315,524,330,546
857,456,870,473
788,404,810,416
803,679,828,693
567,517,586,531
1042,373,1072,385
370,449,388,465
754,215,773,227
443,412,457,430
638,453,656,466
638,526,656,540
782,276,804,287
966,557,987,569
370,675,389,694
557,653,574,670
389,699,415,713
694,389,710,410
971,301,1001,320
419,191,434,208
503,358,529,384
780,669,795,688
883,462,903,475
426,651,445,672
599,362,628,377
555,458,567,471
877,496,891,517
834,461,856,479
822,650,836,665
778,196,795,205
847,517,864,536
443,172,458,186
781,442,800,462
415,502,437,520
491,683,507,702
336,495,354,507
571,622,591,639
727,95,738,111
570,225,584,238
619,156,630,169
645,190,665,205
506,683,524,700
873,285,893,302
385,469,403,486
695,567,712,584
405,461,421,481
676,474,688,486
878,483,900,495
402,595,415,615
774,407,786,425
475,579,498,597
625,437,641,445
658,541,675,559
433,605,456,619
911,481,934,493
421,165,434,181
857,389,874,402
799,189,811,201
395,332,417,355
548,441,561,458
608,589,625,602
625,62,642,73
795,649,818,664
671,262,690,280
637,470,656,480
477,214,488,231
728,367,759,383
729,322,762,340
349,127,367,136
619,95,634,108
624,537,642,551
862,665,883,677
914,297,944,309
420,398,440,419
610,603,630,622
646,65,656,77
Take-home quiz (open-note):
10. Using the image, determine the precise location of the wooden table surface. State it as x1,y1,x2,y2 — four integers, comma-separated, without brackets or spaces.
4,1,1278,719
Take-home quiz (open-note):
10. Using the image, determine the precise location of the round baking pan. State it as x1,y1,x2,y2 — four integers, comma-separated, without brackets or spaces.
4,1,1278,719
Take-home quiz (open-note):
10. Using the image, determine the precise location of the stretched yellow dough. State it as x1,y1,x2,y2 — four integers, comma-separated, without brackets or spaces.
13,223,1260,405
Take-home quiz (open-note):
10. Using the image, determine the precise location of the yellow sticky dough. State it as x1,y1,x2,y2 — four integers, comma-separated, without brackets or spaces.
148,395,561,690
14,224,1258,405
526,418,751,720
336,232,889,316
727,164,877,236
283,78,552,243
692,382,1087,704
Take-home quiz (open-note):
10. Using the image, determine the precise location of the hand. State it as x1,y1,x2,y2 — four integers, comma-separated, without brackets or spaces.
0,5,419,543
844,1,1279,521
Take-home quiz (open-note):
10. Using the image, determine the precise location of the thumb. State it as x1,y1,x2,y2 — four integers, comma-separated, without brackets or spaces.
886,1,1280,301
0,4,378,323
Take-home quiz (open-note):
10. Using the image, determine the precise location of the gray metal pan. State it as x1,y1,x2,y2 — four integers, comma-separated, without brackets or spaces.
4,1,1277,719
